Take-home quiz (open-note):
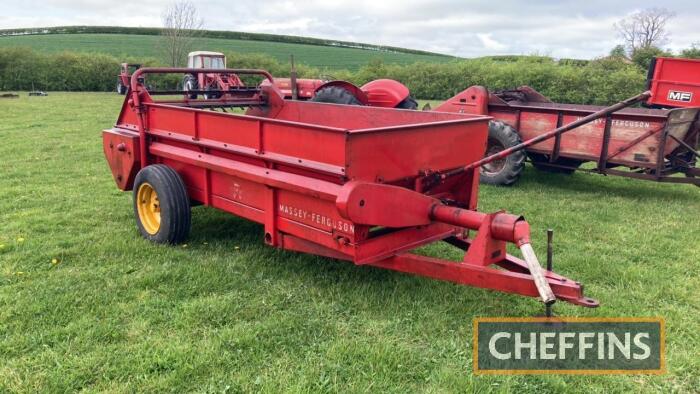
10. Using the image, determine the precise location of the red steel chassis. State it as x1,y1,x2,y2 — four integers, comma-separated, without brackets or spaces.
102,67,598,308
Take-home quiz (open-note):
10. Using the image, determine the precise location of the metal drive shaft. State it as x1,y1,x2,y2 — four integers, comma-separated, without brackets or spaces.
431,205,556,305
519,243,556,305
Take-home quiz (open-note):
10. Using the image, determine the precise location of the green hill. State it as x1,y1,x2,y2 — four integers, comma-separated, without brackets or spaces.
0,27,454,70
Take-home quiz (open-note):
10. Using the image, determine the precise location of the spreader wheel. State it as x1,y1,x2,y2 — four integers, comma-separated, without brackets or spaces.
311,86,362,105
133,165,191,244
528,153,583,174
479,121,525,186
183,75,198,99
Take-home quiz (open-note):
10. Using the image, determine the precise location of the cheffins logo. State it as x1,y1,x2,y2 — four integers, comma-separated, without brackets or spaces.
473,317,664,374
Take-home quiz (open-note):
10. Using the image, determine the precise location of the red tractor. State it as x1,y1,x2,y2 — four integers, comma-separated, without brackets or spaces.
182,51,245,99
116,63,141,95
182,51,418,109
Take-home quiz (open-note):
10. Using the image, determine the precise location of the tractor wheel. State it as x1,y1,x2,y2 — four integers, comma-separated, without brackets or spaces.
116,80,127,95
479,121,525,186
528,153,583,174
183,75,198,99
204,85,221,100
311,86,362,105
133,165,191,244
396,96,418,110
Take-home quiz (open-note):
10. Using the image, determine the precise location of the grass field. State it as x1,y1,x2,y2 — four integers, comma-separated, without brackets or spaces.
1,93,699,392
0,34,452,70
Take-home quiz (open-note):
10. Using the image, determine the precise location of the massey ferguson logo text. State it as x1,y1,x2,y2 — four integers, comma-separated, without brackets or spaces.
667,90,693,102
473,318,664,374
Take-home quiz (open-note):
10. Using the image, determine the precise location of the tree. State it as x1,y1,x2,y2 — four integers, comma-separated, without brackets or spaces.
631,46,670,70
609,45,627,59
614,8,675,55
681,43,700,59
160,1,203,67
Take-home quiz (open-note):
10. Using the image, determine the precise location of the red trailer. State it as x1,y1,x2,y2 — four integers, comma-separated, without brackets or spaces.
435,57,700,186
116,63,141,95
102,67,598,309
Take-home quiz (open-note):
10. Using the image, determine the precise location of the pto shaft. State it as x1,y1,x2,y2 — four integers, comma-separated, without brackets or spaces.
430,205,556,304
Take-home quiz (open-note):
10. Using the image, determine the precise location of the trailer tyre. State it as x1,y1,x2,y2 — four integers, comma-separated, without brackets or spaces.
311,86,362,105
133,165,191,244
479,121,525,186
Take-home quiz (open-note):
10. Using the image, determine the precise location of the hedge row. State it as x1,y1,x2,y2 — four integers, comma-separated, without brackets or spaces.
0,47,646,105
0,26,453,58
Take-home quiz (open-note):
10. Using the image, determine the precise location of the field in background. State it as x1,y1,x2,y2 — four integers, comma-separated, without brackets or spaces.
1,93,699,392
0,33,452,70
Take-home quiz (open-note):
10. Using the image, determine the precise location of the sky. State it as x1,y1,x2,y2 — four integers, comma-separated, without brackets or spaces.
1,0,699,59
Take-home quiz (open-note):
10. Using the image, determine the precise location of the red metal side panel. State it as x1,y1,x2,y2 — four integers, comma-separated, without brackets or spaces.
273,100,482,129
648,57,700,108
145,104,348,176
511,111,558,152
557,114,666,166
147,106,259,149
102,129,140,190
489,111,519,130
498,110,668,167
345,122,488,182
277,189,355,237
261,123,347,169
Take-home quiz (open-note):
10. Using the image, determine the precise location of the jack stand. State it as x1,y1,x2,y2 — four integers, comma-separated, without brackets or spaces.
545,229,554,318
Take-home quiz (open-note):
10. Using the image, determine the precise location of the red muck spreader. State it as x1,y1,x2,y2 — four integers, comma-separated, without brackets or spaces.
102,67,598,308
435,57,700,186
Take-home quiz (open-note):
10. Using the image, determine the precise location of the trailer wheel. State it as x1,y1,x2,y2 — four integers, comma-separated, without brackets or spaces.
479,121,525,186
528,153,583,174
183,75,198,99
116,80,127,95
133,165,191,244
311,86,362,105
396,96,418,110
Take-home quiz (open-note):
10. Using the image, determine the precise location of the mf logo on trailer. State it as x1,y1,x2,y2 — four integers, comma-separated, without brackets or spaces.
667,90,693,102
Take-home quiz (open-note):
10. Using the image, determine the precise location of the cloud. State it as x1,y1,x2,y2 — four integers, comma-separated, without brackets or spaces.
1,0,699,58
476,33,507,51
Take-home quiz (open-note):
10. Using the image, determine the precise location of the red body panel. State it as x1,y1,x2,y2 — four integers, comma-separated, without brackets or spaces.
272,78,325,99
647,57,700,108
360,79,410,107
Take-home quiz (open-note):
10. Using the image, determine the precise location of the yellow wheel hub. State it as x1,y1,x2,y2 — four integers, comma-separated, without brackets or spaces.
136,182,161,235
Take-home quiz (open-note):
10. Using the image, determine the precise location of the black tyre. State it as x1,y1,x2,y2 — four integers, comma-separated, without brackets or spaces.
681,152,699,187
311,86,362,105
116,80,127,95
133,165,191,244
204,85,221,100
183,75,198,99
479,121,525,186
528,153,583,174
396,96,418,110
